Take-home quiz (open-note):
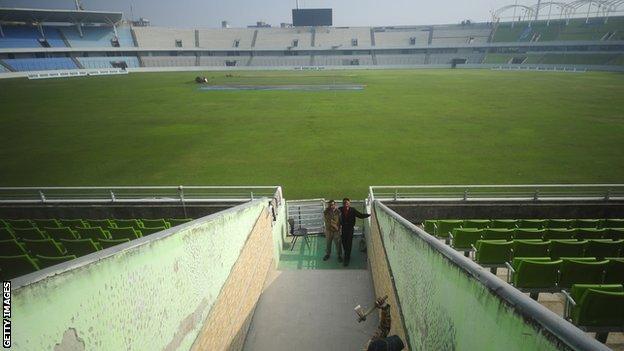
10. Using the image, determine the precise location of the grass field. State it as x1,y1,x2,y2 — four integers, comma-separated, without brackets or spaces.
1,69,623,199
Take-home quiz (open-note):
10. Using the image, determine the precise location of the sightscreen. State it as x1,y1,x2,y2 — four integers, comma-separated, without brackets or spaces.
292,9,333,26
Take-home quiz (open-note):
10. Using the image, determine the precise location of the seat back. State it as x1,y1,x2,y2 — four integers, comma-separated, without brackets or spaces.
512,240,550,258
513,228,545,240
513,259,561,289
12,227,47,240
108,227,139,240
481,228,513,241
559,259,609,288
490,220,517,229
574,228,607,240
167,218,193,227
60,239,100,257
33,219,60,229
574,289,624,327
475,240,512,265
98,238,131,249
547,219,573,229
549,240,587,259
36,254,77,269
139,227,166,236
76,227,109,241
585,240,623,259
44,227,78,240
6,219,34,229
435,220,463,238
543,228,575,240
0,228,15,241
423,220,436,234
86,219,114,229
574,219,602,229
59,219,87,228
605,228,624,241
451,228,483,250
604,219,624,229
463,220,490,230
0,255,40,279
604,259,624,284
142,219,169,229
518,219,547,229
0,239,28,256
23,239,65,257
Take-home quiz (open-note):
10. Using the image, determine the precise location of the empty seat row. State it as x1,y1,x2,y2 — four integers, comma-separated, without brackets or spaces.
508,258,623,298
565,284,624,330
1,226,158,242
1,218,191,230
425,219,624,238
474,240,624,266
450,228,624,251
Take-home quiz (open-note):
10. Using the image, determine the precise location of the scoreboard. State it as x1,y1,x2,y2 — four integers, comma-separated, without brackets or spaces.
292,8,333,26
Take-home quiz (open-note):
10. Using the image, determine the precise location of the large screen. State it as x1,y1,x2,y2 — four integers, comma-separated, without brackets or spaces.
292,9,333,26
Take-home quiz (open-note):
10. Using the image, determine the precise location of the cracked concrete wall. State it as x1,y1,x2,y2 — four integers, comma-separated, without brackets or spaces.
11,200,266,351
374,204,572,351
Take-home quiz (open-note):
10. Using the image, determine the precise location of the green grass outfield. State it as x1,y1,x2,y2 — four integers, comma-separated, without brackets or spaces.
1,69,623,199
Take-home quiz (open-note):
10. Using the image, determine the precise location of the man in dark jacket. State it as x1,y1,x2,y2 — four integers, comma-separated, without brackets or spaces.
339,198,370,267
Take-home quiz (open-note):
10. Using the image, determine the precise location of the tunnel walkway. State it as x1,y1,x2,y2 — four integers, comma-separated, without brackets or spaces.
242,235,379,351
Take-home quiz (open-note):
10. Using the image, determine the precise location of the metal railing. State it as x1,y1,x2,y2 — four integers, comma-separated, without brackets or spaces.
0,186,283,204
369,184,624,202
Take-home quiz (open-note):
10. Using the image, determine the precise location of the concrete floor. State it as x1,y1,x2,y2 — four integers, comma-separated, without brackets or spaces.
242,269,380,351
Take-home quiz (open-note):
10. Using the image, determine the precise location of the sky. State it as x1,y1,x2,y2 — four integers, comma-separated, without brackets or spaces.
0,0,532,27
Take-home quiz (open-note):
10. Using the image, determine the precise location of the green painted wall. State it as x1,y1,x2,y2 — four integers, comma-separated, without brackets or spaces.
374,204,572,351
12,200,266,351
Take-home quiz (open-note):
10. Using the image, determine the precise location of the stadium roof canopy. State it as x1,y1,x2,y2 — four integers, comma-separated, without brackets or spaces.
0,8,123,24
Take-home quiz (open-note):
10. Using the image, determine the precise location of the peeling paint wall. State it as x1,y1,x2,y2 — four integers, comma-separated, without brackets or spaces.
373,204,572,351
12,200,266,351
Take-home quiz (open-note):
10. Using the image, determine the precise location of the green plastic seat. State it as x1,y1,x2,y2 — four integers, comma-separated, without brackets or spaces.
0,239,28,256
32,219,60,229
463,220,490,230
547,219,573,229
167,218,193,227
423,220,437,234
141,219,170,229
585,240,623,259
604,219,624,229
604,259,624,284
12,227,47,240
513,228,545,240
113,219,143,231
0,255,40,279
6,219,34,229
518,219,547,229
139,227,167,236
569,284,624,327
434,220,463,238
60,239,100,257
574,219,602,229
574,228,607,240
85,219,115,229
543,228,575,240
98,238,131,249
44,227,78,241
512,258,561,289
512,240,550,258
474,240,512,265
481,228,513,241
108,227,140,241
59,219,87,229
549,240,587,259
451,228,483,250
0,228,15,241
559,259,609,288
22,239,65,257
35,254,77,269
490,219,517,229
605,228,624,240
75,227,110,241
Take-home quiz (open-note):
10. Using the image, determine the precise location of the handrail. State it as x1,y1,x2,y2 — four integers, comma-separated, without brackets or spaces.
0,185,283,205
374,200,611,351
369,184,624,202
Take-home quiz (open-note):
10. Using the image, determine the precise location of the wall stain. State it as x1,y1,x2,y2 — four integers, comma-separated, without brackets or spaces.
163,298,209,351
54,328,85,351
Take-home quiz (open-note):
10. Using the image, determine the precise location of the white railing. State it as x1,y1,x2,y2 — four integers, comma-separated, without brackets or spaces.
0,186,283,204
369,184,624,202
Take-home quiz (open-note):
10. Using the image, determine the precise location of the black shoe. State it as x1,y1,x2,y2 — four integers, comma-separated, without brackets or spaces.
337,256,343,262
323,255,330,261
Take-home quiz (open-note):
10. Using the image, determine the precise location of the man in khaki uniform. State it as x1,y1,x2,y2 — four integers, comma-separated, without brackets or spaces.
323,200,342,262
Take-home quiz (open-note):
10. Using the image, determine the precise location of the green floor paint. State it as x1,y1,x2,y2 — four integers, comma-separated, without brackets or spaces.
279,235,368,270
